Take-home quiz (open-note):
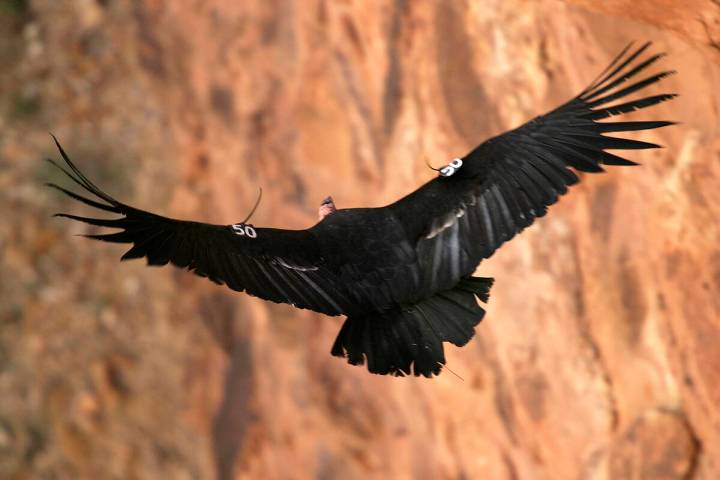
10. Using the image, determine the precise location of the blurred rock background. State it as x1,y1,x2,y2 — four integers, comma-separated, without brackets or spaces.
0,0,718,479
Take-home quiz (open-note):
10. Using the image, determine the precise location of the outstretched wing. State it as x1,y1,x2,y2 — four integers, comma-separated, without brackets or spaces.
390,42,676,296
47,138,352,316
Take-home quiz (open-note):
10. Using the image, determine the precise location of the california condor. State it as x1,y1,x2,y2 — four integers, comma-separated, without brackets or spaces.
48,42,676,377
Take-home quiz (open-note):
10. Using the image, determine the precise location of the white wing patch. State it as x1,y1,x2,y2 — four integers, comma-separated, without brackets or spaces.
425,208,466,239
274,257,319,271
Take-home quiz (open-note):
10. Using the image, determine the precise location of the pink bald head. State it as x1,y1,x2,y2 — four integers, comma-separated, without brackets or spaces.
318,196,337,220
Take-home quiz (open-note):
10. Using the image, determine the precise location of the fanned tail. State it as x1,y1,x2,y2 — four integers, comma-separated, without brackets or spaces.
331,276,494,377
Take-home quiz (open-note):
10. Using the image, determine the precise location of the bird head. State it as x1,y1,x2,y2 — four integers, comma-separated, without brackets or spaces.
318,196,337,220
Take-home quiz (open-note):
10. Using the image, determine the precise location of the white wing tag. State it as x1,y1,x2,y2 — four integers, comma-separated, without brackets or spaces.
439,158,463,177
231,223,257,238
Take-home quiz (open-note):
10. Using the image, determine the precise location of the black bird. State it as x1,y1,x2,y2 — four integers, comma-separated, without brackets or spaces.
48,43,675,377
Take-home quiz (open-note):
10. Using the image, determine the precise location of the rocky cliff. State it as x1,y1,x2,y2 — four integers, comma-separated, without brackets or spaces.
1,1,719,479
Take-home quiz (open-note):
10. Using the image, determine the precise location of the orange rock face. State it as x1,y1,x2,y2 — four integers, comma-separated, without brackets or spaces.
1,1,718,479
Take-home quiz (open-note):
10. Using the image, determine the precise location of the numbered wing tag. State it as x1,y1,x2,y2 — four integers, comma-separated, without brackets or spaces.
439,158,463,177
231,223,257,238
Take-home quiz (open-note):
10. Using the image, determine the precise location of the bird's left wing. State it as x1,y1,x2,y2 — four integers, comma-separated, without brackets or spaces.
47,138,351,316
389,42,676,297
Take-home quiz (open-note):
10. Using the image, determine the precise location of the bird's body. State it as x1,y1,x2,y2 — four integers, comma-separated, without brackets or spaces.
50,42,676,377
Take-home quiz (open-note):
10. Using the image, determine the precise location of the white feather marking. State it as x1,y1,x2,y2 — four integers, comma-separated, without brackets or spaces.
254,259,293,302
448,221,459,280
425,208,465,239
295,271,343,313
491,184,514,232
275,257,319,271
478,195,495,250
274,268,312,306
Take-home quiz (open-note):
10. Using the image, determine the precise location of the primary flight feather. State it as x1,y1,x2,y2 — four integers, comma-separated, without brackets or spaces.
49,42,676,377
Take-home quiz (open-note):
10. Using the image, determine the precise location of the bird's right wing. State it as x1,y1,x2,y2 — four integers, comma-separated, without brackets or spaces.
47,138,353,316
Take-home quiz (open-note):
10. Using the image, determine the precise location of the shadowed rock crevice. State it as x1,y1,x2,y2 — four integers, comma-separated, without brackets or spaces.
382,0,406,138
209,85,237,125
132,2,167,78
434,0,500,146
590,181,617,242
212,340,256,480
333,50,385,172
618,251,648,346
608,409,700,480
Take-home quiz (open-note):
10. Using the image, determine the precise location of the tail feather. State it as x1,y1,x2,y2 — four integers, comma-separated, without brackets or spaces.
331,276,494,377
